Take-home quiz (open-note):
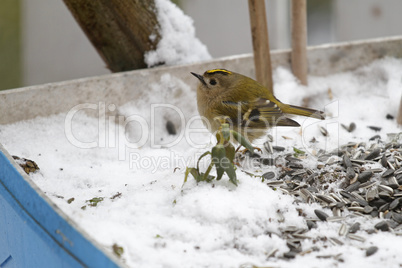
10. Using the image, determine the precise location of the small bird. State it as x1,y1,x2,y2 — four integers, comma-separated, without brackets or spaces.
191,69,325,143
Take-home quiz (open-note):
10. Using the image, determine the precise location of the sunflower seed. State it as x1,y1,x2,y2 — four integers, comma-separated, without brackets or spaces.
329,193,342,202
343,154,352,168
352,149,362,159
329,237,344,246
319,126,328,136
292,169,307,176
266,248,278,258
267,134,274,142
273,146,285,152
395,167,402,175
351,159,366,165
346,167,356,179
380,155,388,168
266,181,284,186
374,220,390,231
360,181,376,189
262,171,276,180
288,162,304,169
364,148,381,160
387,160,395,170
370,168,384,173
358,171,373,183
264,141,273,154
261,158,275,166
339,223,348,236
347,234,366,242
366,246,378,257
349,222,361,233
345,181,361,192
389,198,401,210
316,194,337,204
391,212,402,223
367,126,382,132
327,216,346,222
306,220,317,229
378,184,394,195
382,169,395,178
363,206,374,214
314,209,330,221
348,122,356,132
349,206,365,212
369,135,381,141
379,202,390,212
283,251,297,259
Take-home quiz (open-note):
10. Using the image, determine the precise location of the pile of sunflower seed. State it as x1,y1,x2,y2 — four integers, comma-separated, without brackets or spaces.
240,132,402,260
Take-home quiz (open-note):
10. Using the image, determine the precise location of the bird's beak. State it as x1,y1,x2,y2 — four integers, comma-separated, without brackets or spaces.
191,72,207,86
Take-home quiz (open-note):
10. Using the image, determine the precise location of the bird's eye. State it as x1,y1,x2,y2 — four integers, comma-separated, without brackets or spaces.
209,79,217,86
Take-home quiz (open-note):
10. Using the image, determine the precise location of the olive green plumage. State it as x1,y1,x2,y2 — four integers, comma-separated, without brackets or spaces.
191,69,325,142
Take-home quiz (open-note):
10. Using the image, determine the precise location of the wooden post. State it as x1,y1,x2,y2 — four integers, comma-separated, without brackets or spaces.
63,0,161,72
291,0,308,85
248,0,273,93
397,96,402,126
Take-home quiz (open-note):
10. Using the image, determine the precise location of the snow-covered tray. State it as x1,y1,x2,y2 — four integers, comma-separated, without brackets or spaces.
1,36,402,267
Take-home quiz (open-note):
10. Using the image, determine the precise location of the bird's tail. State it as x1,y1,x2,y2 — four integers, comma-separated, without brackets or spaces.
282,104,325,120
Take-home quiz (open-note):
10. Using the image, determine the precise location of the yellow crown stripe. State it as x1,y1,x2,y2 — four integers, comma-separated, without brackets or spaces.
206,69,232,75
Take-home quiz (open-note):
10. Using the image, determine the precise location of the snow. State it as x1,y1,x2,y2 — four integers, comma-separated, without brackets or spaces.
144,0,211,67
1,58,402,268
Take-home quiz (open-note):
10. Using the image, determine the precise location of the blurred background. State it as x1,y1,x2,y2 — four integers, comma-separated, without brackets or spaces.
1,0,401,90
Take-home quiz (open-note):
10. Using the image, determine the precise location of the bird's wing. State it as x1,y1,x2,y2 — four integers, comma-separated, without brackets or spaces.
220,98,300,129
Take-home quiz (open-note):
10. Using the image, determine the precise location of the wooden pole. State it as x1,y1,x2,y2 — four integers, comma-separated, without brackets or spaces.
397,96,402,126
248,0,273,93
291,0,308,85
63,0,161,72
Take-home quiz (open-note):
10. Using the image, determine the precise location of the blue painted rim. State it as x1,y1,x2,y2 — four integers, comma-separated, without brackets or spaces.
0,144,122,268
